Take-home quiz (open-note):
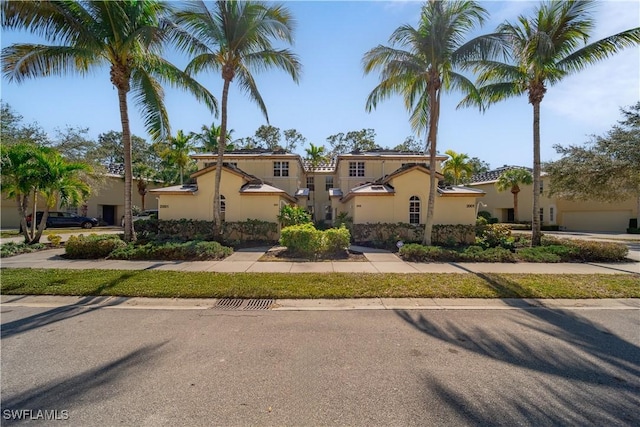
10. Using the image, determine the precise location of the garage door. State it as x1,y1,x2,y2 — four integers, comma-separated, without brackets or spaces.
561,210,632,232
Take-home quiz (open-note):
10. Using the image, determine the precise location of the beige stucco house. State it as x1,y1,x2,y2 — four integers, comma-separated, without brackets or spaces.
1,164,161,229
468,165,638,232
151,149,485,228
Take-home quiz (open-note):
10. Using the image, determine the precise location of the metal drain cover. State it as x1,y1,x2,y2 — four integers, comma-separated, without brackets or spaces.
244,299,274,310
213,298,274,310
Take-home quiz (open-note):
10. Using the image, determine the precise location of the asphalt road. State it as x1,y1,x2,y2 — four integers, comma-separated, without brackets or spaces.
1,304,639,426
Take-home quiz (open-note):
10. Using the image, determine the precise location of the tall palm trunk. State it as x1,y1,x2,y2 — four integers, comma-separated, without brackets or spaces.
423,75,441,246
213,74,231,235
531,101,542,246
117,86,136,242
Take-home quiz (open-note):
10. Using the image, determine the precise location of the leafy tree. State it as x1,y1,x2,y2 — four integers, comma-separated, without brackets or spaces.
254,125,282,150
305,143,327,221
174,0,301,233
283,129,306,153
393,136,423,152
1,143,91,244
159,130,195,186
192,123,235,153
443,149,473,185
235,137,260,150
363,0,488,245
496,168,533,223
0,102,48,146
464,1,640,245
468,157,490,175
2,1,217,242
326,128,378,156
546,103,640,226
278,204,311,227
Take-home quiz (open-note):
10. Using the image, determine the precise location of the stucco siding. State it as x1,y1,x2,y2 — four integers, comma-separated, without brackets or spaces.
351,195,395,223
433,197,478,225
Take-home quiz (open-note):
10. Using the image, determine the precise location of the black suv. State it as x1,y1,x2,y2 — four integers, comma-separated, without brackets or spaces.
26,211,99,229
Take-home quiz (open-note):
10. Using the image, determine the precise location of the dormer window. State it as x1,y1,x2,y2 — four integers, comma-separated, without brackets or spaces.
273,161,289,177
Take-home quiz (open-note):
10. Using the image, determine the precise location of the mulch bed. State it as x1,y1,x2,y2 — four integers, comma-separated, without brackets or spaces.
258,246,367,262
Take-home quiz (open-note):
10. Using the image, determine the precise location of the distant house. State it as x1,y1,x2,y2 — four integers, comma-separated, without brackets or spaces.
468,165,638,232
150,149,485,228
0,164,161,229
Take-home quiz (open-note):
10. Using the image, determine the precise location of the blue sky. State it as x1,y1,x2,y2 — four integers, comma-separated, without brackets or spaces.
1,1,638,169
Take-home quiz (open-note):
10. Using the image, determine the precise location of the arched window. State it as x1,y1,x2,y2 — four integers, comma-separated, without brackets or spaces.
409,196,420,224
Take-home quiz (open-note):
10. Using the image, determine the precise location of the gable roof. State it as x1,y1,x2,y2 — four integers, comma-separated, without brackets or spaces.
341,182,395,202
191,162,262,182
377,163,444,184
149,184,197,195
437,186,485,197
240,182,297,203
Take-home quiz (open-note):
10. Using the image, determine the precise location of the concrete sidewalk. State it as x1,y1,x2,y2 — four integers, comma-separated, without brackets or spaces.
2,294,638,311
1,245,638,274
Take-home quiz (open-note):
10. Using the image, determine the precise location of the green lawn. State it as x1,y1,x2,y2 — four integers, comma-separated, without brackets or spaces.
2,269,639,299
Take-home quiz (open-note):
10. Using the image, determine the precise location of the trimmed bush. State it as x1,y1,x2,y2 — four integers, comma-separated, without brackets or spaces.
516,245,576,263
134,218,279,243
47,234,62,246
65,234,126,259
109,240,232,261
323,226,351,255
398,244,457,262
279,224,352,258
351,223,476,249
561,239,628,262
279,223,322,258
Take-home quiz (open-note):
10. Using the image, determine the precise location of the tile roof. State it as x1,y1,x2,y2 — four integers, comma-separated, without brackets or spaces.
469,165,532,184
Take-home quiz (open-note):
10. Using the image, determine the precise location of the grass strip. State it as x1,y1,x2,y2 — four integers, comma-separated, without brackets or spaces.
1,269,639,299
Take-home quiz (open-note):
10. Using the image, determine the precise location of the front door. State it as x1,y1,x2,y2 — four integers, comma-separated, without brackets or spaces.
102,205,116,225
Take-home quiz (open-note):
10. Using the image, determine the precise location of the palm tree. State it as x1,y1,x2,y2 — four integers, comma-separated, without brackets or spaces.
1,142,90,244
192,123,235,153
173,0,301,233
363,0,488,245
2,1,218,242
496,168,533,223
463,1,640,245
443,149,473,185
305,143,327,221
160,130,195,186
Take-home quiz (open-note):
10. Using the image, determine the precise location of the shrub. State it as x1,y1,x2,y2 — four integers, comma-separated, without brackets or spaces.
398,244,457,262
279,224,352,258
473,247,516,262
476,223,514,249
0,242,47,258
279,223,322,257
322,226,351,255
278,205,312,227
516,245,577,263
109,240,232,261
65,234,126,259
560,239,628,262
47,233,62,246
627,227,640,234
134,218,279,243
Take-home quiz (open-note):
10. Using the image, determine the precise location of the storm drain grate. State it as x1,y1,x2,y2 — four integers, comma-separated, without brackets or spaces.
213,298,274,310
244,299,274,310
214,298,244,310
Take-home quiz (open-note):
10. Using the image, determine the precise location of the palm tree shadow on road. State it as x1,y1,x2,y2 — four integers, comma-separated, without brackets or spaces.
395,271,640,425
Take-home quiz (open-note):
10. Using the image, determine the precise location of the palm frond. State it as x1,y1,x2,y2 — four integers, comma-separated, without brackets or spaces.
242,48,301,82
557,27,640,74
131,68,170,143
2,44,97,82
235,64,268,121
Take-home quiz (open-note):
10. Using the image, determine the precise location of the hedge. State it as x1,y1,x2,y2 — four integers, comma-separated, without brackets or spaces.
350,223,476,249
134,219,279,243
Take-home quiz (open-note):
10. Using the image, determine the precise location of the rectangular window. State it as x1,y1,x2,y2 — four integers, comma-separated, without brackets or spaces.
273,161,289,177
540,208,544,223
325,176,334,191
348,162,365,177
539,180,544,194
409,198,420,225
306,176,315,191
549,206,555,223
